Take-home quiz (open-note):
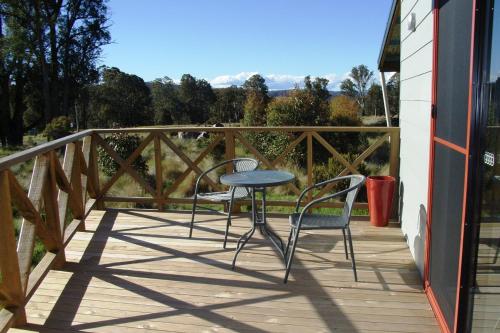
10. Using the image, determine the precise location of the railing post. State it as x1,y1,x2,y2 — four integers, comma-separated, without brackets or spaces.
307,132,313,204
79,136,93,230
154,133,163,211
45,152,65,268
90,133,104,210
17,155,50,292
0,170,27,327
389,129,401,220
225,129,235,171
224,129,238,213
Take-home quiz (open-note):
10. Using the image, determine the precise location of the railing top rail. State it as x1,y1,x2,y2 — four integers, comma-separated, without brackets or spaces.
0,129,94,171
0,126,400,171
94,126,400,134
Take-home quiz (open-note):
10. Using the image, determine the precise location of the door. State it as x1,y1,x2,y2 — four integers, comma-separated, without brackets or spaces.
467,0,500,330
425,0,475,331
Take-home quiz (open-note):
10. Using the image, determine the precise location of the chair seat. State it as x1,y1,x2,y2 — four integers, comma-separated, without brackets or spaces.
197,190,249,202
289,213,347,230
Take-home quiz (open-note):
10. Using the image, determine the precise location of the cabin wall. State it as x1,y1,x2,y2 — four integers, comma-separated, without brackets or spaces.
398,0,434,275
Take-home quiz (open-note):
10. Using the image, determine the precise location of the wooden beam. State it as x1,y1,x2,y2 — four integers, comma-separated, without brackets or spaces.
25,252,57,301
234,131,301,196
96,133,156,197
0,130,94,171
380,71,391,127
224,130,235,175
307,132,313,203
0,171,25,324
158,132,221,191
314,133,391,199
54,144,83,232
312,131,359,174
271,132,307,167
154,134,163,210
0,309,16,333
7,171,57,251
44,152,65,267
77,137,92,230
89,134,103,209
16,155,51,293
101,195,369,210
163,134,224,197
93,126,400,134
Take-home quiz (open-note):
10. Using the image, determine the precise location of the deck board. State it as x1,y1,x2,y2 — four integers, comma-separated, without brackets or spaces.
14,209,438,332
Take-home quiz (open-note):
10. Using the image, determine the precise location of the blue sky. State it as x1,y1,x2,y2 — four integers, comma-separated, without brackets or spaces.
101,0,393,90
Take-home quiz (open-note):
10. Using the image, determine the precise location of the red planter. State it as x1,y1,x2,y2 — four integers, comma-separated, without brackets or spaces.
366,176,395,227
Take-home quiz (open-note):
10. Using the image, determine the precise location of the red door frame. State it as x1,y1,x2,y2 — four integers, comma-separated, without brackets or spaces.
423,0,478,332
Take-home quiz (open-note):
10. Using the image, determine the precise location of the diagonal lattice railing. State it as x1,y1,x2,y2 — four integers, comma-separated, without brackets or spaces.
0,126,400,332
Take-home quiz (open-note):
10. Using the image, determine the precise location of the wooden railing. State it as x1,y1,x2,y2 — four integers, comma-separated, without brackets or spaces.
93,126,400,210
0,130,98,332
0,126,399,331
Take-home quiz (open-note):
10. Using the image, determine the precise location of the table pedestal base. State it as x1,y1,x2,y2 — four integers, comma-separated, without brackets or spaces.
232,187,286,269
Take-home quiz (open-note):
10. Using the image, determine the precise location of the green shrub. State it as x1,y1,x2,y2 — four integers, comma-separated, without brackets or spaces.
43,116,72,140
98,133,149,177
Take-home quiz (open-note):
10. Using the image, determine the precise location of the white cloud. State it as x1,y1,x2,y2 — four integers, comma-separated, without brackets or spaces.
209,72,347,91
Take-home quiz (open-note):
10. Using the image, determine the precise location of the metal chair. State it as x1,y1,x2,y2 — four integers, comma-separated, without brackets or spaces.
189,158,259,248
284,175,366,283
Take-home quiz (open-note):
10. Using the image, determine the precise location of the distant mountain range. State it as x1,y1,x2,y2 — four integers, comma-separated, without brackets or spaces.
268,90,341,98
146,82,340,99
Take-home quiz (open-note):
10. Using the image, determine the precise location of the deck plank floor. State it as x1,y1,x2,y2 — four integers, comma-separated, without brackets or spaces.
14,209,438,333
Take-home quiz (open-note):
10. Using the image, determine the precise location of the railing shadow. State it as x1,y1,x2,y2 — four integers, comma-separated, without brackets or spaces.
36,209,426,332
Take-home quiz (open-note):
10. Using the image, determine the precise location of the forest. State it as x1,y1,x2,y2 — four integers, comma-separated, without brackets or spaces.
0,0,399,147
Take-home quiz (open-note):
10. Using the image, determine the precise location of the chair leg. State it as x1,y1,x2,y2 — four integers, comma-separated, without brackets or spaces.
223,202,232,226
224,199,235,249
189,195,198,238
342,229,349,260
284,228,294,258
284,228,300,283
346,226,358,282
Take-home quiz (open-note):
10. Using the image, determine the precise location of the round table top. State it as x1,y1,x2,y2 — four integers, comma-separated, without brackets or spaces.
220,170,295,187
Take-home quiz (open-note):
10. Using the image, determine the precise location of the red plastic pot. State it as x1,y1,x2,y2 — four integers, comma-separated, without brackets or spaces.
366,176,395,227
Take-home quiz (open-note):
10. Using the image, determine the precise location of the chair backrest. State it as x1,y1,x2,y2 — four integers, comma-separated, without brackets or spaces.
341,175,366,224
232,158,259,173
231,158,259,196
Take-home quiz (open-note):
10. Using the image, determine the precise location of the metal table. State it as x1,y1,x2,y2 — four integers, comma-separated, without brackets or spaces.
220,170,295,268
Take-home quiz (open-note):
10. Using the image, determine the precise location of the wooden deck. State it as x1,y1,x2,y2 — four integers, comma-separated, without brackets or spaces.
13,209,438,333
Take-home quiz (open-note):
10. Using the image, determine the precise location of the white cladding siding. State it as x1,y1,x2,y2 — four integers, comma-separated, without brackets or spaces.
399,0,433,276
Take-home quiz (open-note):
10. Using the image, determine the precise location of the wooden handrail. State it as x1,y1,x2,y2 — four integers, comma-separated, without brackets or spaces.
0,125,400,332
0,130,94,171
93,126,399,134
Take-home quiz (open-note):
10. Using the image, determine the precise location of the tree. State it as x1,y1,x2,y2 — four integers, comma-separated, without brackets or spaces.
0,0,110,145
387,73,400,120
242,74,269,126
151,77,183,125
88,67,152,128
340,65,374,116
178,74,216,124
304,75,330,101
242,74,268,95
210,86,245,123
365,83,384,116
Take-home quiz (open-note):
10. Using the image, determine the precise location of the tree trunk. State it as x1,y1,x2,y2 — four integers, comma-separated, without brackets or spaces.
34,0,52,125
0,15,10,147
49,16,59,118
7,62,26,146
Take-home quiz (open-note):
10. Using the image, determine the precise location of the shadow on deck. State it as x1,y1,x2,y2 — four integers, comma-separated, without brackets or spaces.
14,209,438,333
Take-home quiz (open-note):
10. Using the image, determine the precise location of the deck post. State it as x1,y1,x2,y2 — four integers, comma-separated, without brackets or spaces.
380,71,391,127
